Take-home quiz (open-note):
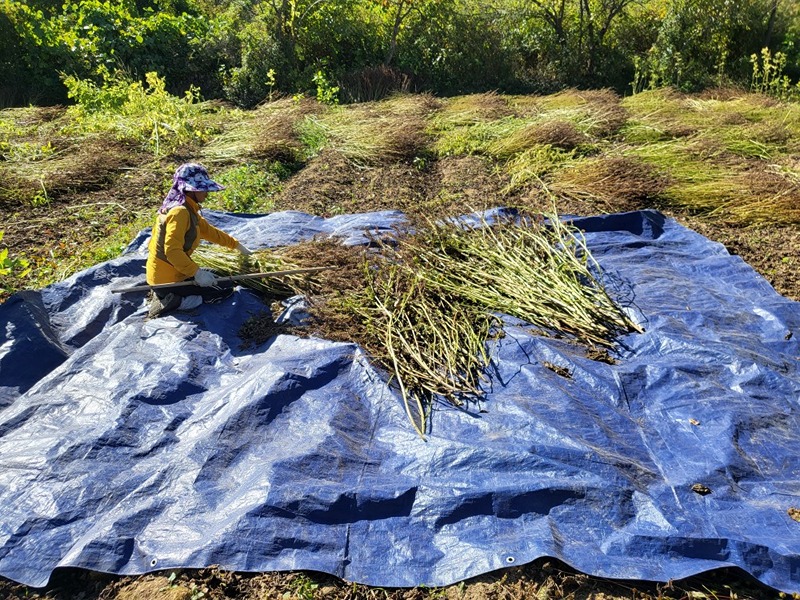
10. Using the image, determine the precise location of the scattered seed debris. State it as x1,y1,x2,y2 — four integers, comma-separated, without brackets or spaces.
788,508,800,522
543,361,572,378
691,483,712,496
586,347,617,364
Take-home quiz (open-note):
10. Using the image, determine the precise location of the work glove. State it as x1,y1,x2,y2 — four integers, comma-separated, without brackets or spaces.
194,268,217,288
236,242,253,256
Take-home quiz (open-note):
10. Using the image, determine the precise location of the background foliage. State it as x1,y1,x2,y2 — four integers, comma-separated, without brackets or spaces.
1,0,799,107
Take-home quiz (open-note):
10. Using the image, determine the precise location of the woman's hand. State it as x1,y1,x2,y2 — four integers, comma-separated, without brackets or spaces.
194,268,217,287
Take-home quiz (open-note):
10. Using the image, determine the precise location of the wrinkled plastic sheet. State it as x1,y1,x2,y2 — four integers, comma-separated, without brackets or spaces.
0,208,798,592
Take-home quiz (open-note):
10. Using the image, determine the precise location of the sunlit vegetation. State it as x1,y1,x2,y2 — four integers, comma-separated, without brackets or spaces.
2,0,799,109
2,82,800,300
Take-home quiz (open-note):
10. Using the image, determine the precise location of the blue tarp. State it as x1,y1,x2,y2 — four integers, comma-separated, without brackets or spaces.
0,209,798,592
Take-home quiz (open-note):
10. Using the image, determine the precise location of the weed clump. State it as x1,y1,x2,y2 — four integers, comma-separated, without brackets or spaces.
62,72,220,157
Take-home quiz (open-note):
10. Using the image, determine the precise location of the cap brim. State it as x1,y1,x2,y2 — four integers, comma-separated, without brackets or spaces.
184,181,225,192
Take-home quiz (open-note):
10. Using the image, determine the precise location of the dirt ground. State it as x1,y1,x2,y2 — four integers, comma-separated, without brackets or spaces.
1,96,799,599
0,558,783,600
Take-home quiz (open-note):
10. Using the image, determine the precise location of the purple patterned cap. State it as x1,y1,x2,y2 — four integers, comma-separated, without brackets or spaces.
176,163,225,192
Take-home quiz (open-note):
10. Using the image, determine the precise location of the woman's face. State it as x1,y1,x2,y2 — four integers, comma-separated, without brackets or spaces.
188,190,209,203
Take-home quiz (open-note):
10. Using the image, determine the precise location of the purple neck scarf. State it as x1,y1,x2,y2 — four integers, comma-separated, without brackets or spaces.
159,174,189,215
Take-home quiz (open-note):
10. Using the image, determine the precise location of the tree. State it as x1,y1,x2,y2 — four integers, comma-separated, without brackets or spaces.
260,0,334,67
633,0,777,90
510,0,644,85
527,0,570,45
371,0,420,66
764,0,781,48
578,0,643,78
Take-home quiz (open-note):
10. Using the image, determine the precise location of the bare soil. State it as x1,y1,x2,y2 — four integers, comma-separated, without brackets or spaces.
0,559,778,600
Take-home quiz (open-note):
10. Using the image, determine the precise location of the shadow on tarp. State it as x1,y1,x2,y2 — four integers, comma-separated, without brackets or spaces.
0,209,798,593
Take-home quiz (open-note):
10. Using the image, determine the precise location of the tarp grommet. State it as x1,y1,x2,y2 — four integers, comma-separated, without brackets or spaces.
505,556,515,564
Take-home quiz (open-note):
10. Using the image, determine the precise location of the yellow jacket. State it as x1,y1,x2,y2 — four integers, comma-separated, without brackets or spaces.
146,196,239,285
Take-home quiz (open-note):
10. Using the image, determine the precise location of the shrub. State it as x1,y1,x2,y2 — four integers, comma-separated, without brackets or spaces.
0,2,75,105
223,21,294,108
62,71,215,156
0,0,227,107
398,0,519,95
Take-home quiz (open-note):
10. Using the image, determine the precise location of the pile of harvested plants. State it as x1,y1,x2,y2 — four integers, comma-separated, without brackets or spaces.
193,244,318,297
194,212,642,437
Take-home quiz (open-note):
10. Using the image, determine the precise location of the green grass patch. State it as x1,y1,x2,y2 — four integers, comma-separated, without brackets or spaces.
203,162,289,213
295,114,330,159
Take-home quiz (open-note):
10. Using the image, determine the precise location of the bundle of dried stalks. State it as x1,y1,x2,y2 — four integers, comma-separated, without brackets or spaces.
251,97,325,162
2,136,139,204
302,96,431,165
715,165,800,224
511,89,627,138
193,244,314,297
548,156,668,210
432,92,514,129
575,89,628,137
202,98,325,167
349,212,641,435
528,120,590,149
488,120,587,159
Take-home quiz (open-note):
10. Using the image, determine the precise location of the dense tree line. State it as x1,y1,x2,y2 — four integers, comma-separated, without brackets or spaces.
1,0,798,107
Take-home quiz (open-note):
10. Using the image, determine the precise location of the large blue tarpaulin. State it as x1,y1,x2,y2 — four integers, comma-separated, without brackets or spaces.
0,209,798,592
